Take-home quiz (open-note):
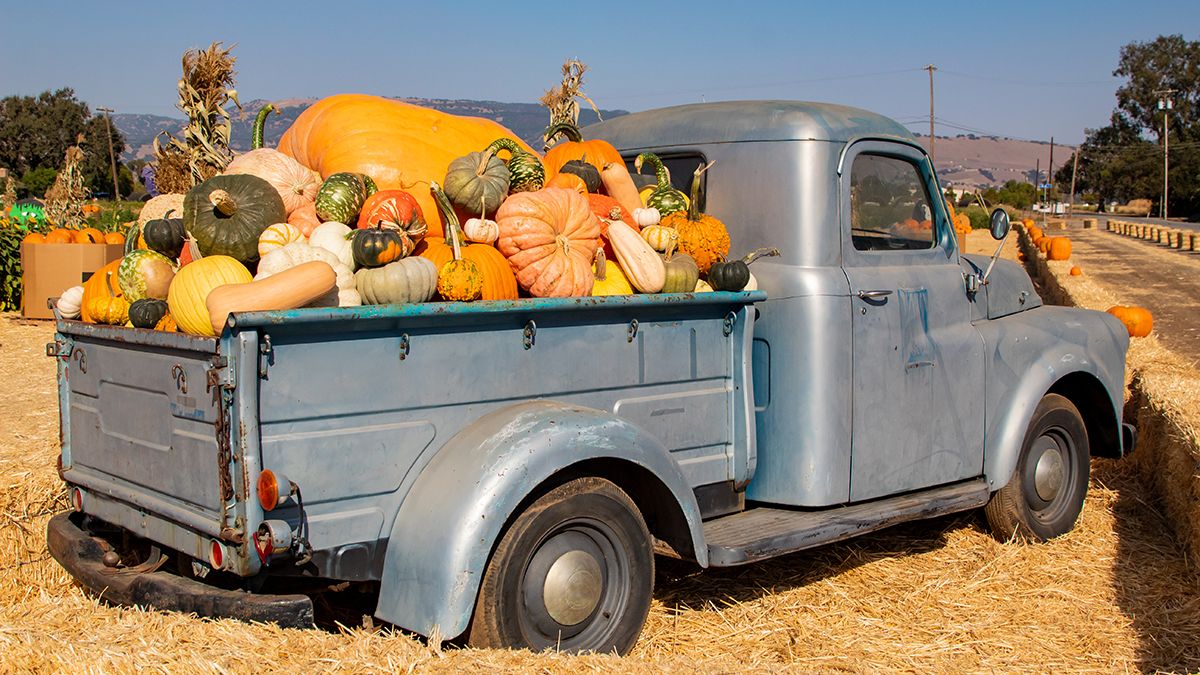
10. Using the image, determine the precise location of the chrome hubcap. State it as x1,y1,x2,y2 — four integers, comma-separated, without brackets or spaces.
1033,438,1065,502
542,549,603,626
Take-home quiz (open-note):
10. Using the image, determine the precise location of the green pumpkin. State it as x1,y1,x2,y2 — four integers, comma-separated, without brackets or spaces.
141,209,186,259
444,151,510,214
560,158,601,192
118,249,176,302
635,153,688,216
707,248,780,291
316,172,378,223
184,174,286,264
484,138,544,193
352,226,411,268
355,257,438,305
128,298,169,329
661,250,700,294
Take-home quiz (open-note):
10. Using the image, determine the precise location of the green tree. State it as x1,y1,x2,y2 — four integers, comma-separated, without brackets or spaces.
21,167,57,197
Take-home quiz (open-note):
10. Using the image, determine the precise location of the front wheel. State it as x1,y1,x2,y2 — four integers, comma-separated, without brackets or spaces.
467,477,653,654
985,393,1090,541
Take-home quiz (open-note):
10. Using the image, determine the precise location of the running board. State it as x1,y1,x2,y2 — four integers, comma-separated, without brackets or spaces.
704,479,990,567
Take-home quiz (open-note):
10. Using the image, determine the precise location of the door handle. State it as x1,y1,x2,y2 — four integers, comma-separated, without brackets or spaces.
857,289,893,300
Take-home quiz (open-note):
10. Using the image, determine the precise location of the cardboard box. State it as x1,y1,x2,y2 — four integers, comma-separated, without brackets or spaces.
21,243,125,319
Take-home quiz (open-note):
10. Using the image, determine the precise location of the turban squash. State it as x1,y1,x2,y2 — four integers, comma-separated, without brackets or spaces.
276,94,536,239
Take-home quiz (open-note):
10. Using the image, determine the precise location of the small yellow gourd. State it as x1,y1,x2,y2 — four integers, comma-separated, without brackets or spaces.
591,249,633,296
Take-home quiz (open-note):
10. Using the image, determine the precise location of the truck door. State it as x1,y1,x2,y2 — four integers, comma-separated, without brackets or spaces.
839,140,984,502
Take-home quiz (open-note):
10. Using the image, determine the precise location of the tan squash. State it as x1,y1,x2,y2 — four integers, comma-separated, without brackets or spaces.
600,162,644,223
607,219,665,293
205,261,337,334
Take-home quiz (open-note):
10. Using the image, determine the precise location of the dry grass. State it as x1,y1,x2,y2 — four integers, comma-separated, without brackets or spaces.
3,289,1200,671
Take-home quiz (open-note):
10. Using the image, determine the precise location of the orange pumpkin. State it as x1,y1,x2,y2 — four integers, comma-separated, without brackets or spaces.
1107,305,1153,338
1047,237,1071,261
1069,266,1082,276
542,120,624,182
546,172,588,195
495,187,601,297
77,227,105,244
103,231,126,246
415,183,518,301
80,259,124,323
45,228,74,244
276,94,536,239
22,233,45,245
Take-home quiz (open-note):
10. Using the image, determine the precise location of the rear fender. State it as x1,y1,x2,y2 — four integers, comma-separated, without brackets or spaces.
373,400,705,639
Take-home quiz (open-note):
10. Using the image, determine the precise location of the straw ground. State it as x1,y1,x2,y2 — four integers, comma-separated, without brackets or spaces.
2,235,1199,671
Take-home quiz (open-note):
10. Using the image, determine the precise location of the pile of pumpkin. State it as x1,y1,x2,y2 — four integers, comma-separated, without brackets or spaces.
1026,222,1073,263
52,105,773,337
22,227,125,246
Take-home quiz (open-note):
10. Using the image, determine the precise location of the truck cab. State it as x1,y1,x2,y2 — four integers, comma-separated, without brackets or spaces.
49,100,1132,656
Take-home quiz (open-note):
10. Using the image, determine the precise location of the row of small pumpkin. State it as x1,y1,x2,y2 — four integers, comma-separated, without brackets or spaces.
23,227,125,245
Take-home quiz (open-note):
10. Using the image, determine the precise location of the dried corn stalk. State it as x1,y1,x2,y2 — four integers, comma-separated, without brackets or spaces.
0,171,15,214
540,59,602,152
43,138,88,228
153,42,240,191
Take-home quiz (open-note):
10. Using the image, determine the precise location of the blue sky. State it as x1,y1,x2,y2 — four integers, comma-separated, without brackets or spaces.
1,1,1195,145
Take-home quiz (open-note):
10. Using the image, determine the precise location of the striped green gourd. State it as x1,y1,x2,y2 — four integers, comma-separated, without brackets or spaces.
251,104,275,149
315,172,379,223
483,137,545,193
635,153,688,216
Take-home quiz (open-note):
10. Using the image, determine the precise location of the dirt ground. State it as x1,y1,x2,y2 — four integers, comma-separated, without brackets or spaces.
2,234,1200,671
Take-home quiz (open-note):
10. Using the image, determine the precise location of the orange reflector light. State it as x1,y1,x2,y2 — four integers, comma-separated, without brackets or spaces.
257,470,280,511
209,540,224,569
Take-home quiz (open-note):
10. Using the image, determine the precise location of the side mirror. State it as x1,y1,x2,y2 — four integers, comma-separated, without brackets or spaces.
989,208,1011,240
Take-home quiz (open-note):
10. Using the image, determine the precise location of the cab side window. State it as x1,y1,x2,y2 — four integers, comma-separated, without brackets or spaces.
849,154,936,252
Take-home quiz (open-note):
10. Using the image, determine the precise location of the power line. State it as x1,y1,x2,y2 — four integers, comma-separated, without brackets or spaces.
938,69,1115,87
601,67,925,102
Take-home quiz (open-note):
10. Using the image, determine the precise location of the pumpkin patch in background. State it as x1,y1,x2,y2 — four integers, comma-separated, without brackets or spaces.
276,94,535,239
184,174,287,264
1048,237,1072,261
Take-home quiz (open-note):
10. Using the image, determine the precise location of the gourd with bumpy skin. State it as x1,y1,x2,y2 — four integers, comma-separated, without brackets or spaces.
436,220,483,302
140,210,186,259
86,272,130,325
167,255,253,336
444,151,510,215
707,248,780,291
355,256,438,305
661,162,730,274
316,172,378,224
542,120,624,180
660,245,700,294
184,174,287,264
118,249,176,302
417,182,519,301
591,249,632,296
483,137,544,193
634,153,689,216
155,312,178,332
128,298,169,329
607,219,664,293
495,187,601,298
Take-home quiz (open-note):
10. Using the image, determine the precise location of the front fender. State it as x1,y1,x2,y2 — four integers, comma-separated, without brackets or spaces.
373,400,706,639
980,305,1128,489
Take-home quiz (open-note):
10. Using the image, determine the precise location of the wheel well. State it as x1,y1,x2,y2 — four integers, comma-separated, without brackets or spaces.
1049,372,1121,458
529,458,699,563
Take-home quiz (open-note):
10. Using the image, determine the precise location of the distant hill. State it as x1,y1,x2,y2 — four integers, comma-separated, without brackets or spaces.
114,98,628,161
913,134,1076,189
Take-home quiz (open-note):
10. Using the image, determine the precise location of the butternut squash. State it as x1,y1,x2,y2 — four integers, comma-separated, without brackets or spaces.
608,219,665,293
206,261,337,334
601,162,644,225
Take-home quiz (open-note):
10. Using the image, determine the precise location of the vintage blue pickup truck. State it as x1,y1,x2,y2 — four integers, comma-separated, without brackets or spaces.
47,101,1133,655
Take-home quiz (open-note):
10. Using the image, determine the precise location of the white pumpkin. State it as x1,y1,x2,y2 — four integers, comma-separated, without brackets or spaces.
744,273,758,292
632,207,661,228
694,279,714,293
256,242,360,307
463,217,499,244
257,222,306,257
56,285,85,319
308,221,355,270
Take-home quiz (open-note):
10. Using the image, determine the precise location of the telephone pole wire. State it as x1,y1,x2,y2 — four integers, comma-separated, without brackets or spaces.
96,107,120,200
1155,89,1176,220
924,65,937,168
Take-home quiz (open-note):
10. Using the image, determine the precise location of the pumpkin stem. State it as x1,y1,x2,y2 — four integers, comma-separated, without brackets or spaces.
251,104,277,150
594,248,608,281
742,247,780,265
430,180,469,247
208,189,237,217
104,271,115,299
543,120,584,148
663,239,678,262
686,161,715,222
555,234,571,256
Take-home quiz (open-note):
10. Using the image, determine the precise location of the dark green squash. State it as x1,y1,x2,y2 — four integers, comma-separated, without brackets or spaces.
634,153,688,215
184,174,286,264
128,298,170,329
444,151,510,214
315,172,379,223
707,248,780,291
352,225,411,268
483,138,544,193
141,209,187,259
559,157,601,193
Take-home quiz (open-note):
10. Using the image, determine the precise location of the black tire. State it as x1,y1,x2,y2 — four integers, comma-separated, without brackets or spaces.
467,477,653,655
985,393,1090,542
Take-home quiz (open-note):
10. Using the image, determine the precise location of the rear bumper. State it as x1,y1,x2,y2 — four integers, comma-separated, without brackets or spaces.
47,513,314,628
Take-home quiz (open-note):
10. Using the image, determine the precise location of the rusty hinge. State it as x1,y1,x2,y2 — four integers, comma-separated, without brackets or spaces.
259,334,274,378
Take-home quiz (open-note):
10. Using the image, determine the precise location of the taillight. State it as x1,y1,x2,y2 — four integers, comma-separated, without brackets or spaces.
70,487,83,512
254,520,294,563
257,469,293,511
209,539,225,569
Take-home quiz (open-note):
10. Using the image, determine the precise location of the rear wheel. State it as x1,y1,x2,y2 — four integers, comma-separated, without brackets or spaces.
467,477,653,654
985,393,1090,541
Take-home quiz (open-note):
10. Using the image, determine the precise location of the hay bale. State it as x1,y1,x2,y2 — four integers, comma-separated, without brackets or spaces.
1083,218,1097,229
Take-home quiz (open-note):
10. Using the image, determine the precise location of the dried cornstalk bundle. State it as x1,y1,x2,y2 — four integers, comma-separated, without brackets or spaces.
43,141,88,227
0,172,15,213
539,59,601,152
153,42,240,190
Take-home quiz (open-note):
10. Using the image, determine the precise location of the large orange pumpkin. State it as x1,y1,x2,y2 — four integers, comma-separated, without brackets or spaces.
1047,237,1072,261
45,228,74,244
276,94,536,239
1107,305,1153,338
541,120,624,182
22,233,45,245
495,187,601,297
103,231,126,246
80,259,124,323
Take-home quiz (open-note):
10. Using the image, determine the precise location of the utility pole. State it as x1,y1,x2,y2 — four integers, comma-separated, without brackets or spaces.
924,64,937,168
96,107,120,200
1047,137,1055,212
1035,158,1042,223
1155,89,1176,220
1068,148,1080,218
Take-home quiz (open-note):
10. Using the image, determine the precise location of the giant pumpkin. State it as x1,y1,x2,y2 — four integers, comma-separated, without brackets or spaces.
495,187,601,297
276,94,537,239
